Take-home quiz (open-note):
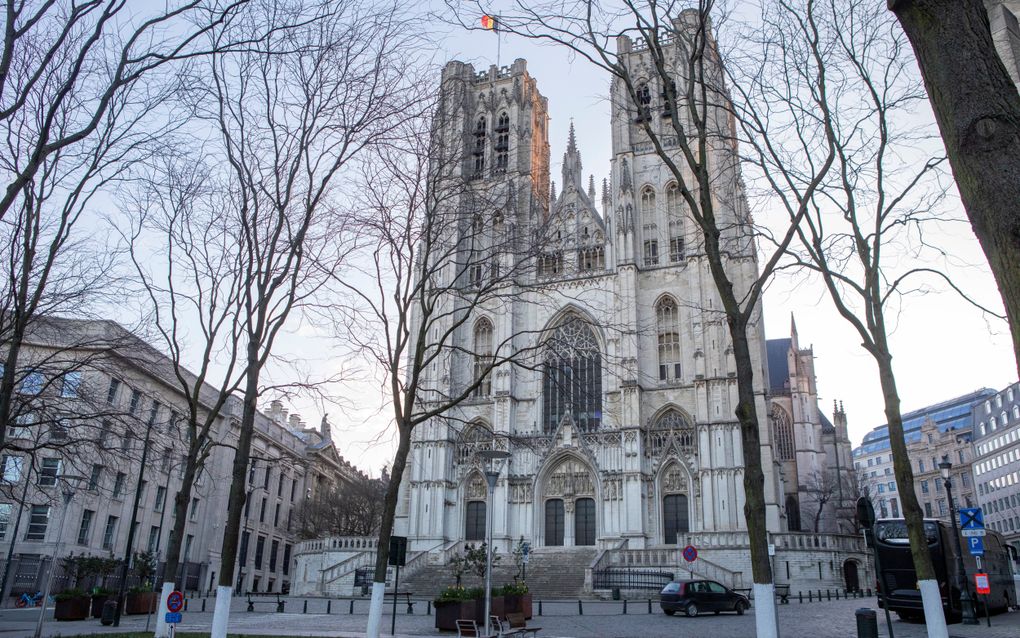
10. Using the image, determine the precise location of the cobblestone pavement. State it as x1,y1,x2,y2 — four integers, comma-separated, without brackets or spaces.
1,596,1018,638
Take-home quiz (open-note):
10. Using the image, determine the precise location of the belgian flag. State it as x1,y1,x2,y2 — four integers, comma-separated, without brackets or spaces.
481,15,497,30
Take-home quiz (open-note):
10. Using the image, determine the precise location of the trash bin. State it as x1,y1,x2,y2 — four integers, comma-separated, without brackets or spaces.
855,608,877,638
101,599,118,626
612,588,621,601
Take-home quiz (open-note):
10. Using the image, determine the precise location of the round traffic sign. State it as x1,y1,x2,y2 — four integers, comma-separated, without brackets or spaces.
682,545,698,562
167,590,184,613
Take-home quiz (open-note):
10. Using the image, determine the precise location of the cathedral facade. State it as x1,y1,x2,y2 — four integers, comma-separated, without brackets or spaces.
394,28,852,557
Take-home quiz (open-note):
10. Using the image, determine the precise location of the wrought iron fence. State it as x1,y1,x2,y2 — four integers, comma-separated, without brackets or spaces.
591,568,674,591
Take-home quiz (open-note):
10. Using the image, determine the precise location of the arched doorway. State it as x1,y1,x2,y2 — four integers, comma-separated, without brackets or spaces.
843,560,860,592
545,499,565,546
465,501,486,541
575,498,596,546
663,494,689,545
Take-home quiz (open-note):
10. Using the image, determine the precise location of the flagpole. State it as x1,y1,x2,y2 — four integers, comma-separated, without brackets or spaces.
496,14,502,68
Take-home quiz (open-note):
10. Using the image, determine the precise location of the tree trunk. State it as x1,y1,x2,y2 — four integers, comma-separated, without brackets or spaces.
728,320,779,638
366,425,411,638
890,0,1020,376
874,346,948,638
210,353,259,638
155,453,200,638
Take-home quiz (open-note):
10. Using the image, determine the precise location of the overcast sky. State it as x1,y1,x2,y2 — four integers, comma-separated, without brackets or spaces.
282,5,1019,477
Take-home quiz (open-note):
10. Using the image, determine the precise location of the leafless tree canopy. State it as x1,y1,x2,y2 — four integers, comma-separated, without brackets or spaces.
292,473,387,538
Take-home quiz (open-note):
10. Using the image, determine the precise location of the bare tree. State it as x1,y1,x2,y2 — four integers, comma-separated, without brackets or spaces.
726,1,1001,634
291,473,387,538
888,0,1020,376
0,0,249,453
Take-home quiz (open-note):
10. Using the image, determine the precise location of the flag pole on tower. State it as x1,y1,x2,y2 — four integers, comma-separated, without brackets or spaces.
481,14,501,68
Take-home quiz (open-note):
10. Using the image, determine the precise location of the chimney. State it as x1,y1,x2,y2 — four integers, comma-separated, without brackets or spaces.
289,413,301,430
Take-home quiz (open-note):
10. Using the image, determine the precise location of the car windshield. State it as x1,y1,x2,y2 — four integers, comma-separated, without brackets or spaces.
874,520,939,544
661,583,681,593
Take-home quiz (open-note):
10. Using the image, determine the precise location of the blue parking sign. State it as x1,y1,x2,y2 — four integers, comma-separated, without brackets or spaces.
165,612,182,624
960,508,984,530
967,536,984,556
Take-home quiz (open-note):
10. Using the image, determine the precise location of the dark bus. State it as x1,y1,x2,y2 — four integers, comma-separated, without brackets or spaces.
873,518,1017,621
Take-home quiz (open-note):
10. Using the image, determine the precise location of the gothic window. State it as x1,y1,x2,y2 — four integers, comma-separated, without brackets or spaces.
473,319,493,398
472,116,486,177
457,424,493,464
645,409,695,456
772,405,795,461
656,297,682,381
537,251,563,277
641,186,656,221
786,494,802,532
542,317,602,432
577,246,604,272
666,183,684,262
643,235,659,266
494,112,510,173
635,83,651,121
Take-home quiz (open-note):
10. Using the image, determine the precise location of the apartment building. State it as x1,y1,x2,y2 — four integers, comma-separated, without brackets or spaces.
971,381,1020,555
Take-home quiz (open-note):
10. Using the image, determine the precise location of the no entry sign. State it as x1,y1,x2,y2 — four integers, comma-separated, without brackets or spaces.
167,590,184,613
682,545,698,562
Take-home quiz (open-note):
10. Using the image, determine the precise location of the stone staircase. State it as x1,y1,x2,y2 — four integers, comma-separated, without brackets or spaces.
400,547,598,599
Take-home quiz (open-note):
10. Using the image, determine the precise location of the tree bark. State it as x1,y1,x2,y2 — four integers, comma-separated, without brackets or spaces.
890,0,1020,375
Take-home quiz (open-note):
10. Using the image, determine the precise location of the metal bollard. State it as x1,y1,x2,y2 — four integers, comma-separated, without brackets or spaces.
798,592,803,604
808,591,813,603
855,608,878,638
578,600,583,615
817,590,822,602
277,599,285,613
647,599,652,614
327,599,331,614
349,599,354,614
427,600,432,616
303,599,308,613
623,599,627,615
827,589,831,601
202,598,207,612
539,600,543,616
184,599,189,612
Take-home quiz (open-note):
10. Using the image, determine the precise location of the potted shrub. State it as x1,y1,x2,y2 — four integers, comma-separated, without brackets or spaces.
433,586,485,631
501,582,532,619
53,589,90,621
124,551,158,615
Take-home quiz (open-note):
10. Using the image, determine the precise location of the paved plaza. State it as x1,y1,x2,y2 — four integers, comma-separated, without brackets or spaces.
1,596,1019,638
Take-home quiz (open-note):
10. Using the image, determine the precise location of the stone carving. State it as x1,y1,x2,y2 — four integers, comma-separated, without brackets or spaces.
544,457,595,498
602,477,623,500
662,466,688,493
645,408,696,458
509,480,533,504
466,473,486,500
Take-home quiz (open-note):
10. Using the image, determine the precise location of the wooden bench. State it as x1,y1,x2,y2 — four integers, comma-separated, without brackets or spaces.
455,619,495,638
246,592,285,612
506,612,540,637
775,584,791,604
383,591,415,614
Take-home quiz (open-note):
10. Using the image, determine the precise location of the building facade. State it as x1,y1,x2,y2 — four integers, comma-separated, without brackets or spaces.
971,382,1020,555
391,14,857,589
0,318,364,599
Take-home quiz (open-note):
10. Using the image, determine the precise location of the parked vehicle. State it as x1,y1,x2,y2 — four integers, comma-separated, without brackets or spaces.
660,580,750,617
15,591,53,608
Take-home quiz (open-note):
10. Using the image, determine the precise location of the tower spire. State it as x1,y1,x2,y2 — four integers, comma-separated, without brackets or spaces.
561,121,584,193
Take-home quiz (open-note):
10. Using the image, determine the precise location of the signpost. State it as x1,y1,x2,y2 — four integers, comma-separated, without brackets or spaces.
164,590,184,638
389,535,407,636
960,508,986,537
959,507,990,626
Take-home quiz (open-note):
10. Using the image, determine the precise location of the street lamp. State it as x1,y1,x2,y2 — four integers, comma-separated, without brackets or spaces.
939,459,978,625
34,474,85,638
477,449,511,638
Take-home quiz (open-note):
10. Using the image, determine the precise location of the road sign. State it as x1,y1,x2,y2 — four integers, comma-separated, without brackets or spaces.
682,545,698,562
974,573,990,595
166,590,184,613
961,529,986,537
388,535,407,567
967,536,984,556
165,612,182,624
768,543,776,557
960,508,984,530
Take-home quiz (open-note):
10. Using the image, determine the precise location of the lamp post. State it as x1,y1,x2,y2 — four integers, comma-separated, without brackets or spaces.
939,459,978,625
477,449,511,638
33,474,85,638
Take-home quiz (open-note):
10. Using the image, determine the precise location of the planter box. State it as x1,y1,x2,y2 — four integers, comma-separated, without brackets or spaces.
504,593,533,619
124,591,158,615
90,595,112,618
434,599,479,631
54,597,90,621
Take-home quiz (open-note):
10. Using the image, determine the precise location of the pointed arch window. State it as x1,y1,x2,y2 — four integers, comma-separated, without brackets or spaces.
666,184,684,262
641,187,658,266
656,297,682,382
473,319,494,397
472,116,487,177
645,409,695,456
457,424,493,464
771,405,795,461
543,317,602,432
636,83,651,121
495,112,510,173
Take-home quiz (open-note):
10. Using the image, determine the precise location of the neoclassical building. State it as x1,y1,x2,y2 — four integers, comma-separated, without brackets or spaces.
393,19,854,574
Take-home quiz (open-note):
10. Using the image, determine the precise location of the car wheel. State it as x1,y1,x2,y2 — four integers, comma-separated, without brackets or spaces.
685,603,698,618
664,609,675,616
735,600,748,615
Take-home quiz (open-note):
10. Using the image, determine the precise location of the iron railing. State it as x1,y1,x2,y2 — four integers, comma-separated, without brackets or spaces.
591,568,674,591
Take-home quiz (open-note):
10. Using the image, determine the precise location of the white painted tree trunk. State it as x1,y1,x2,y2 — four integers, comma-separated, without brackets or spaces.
753,583,779,638
154,582,175,638
211,585,233,638
919,579,949,638
365,581,386,638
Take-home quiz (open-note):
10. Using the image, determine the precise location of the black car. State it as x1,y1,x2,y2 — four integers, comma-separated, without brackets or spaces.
659,580,750,617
